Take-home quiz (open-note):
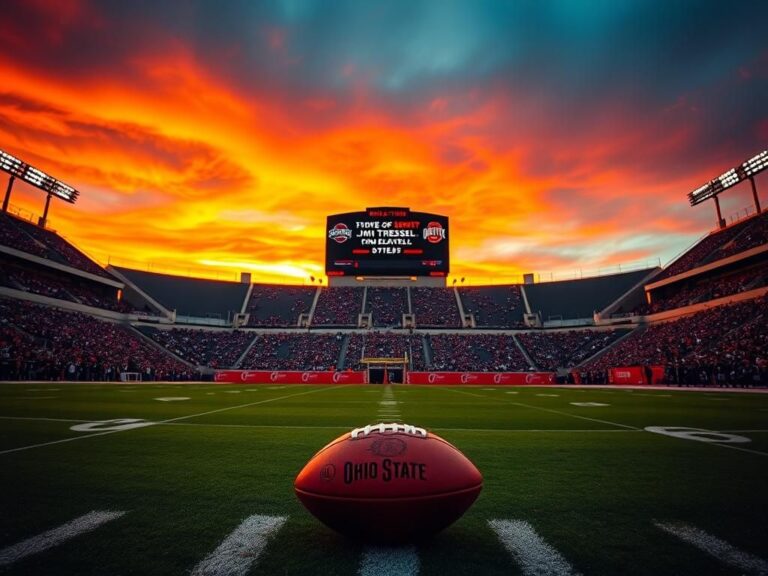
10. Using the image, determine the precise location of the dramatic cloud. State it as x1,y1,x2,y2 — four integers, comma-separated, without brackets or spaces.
0,0,766,283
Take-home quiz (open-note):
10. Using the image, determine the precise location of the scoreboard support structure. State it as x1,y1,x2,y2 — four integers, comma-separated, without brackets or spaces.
361,357,408,384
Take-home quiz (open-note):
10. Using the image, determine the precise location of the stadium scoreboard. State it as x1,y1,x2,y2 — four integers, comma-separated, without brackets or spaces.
326,207,449,277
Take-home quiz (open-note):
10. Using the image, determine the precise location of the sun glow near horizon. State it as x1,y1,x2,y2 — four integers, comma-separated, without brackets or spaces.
0,1,766,285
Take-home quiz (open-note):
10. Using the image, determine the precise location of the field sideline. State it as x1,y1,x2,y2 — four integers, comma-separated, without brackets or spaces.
1,382,767,575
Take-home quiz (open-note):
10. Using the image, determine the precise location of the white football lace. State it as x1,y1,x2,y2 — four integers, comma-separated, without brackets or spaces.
350,422,427,439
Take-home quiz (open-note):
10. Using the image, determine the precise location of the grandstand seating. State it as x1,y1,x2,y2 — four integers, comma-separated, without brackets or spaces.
410,287,461,327
0,230,765,384
427,334,531,372
112,266,249,320
137,326,255,368
586,296,768,385
0,297,191,380
0,212,110,278
656,210,768,280
312,287,363,326
526,269,653,321
365,287,408,327
516,329,630,371
0,213,50,259
1,254,131,312
716,213,768,261
245,285,315,327
239,333,344,370
641,265,768,314
458,285,525,328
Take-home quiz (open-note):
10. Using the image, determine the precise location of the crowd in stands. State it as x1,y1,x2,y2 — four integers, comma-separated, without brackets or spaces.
586,296,768,385
312,287,363,326
0,298,192,381
411,287,461,327
459,286,525,328
0,213,50,258
0,213,110,278
517,329,629,371
344,332,426,370
365,288,408,327
139,326,255,368
1,257,132,312
639,267,768,314
656,210,768,280
427,334,530,371
716,213,768,261
239,333,343,370
246,285,314,327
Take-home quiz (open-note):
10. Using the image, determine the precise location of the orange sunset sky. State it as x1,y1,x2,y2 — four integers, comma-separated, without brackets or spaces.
1,1,766,284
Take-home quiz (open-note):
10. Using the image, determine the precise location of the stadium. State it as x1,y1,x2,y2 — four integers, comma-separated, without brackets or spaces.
2,2,768,575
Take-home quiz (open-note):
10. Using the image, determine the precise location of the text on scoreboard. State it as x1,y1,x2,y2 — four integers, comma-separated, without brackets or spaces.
325,208,449,276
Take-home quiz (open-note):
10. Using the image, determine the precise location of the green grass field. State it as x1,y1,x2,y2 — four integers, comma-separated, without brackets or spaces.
1,382,767,575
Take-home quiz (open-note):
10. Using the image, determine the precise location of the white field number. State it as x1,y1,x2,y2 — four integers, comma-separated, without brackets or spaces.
70,419,154,432
645,426,750,444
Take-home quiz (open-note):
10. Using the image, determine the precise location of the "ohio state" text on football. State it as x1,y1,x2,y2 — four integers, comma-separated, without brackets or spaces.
343,459,427,484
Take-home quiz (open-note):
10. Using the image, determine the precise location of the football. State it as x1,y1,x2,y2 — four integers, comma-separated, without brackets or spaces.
294,422,483,542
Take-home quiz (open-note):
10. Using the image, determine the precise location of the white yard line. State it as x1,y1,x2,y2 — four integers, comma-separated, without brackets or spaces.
191,515,285,576
0,416,92,423
445,388,640,430
655,522,768,575
359,546,419,576
0,416,645,433
443,388,768,458
376,385,403,423
159,423,641,433
710,443,768,458
0,386,347,457
0,510,126,567
489,519,581,576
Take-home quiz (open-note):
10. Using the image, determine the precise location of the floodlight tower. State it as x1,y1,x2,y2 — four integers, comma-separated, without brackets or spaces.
1,148,80,227
687,150,767,228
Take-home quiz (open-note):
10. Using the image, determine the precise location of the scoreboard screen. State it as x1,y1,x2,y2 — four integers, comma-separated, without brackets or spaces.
326,207,449,277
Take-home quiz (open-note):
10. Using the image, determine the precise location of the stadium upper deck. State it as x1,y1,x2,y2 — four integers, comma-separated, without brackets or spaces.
0,204,766,384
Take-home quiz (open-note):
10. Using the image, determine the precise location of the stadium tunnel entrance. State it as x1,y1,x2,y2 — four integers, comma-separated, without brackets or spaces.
368,367,404,384
362,357,407,384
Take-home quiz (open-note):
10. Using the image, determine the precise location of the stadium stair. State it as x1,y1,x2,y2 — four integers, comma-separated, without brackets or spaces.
233,333,260,369
307,287,322,325
598,267,663,320
512,334,537,370
240,283,255,315
575,326,643,368
519,285,532,315
406,287,413,314
127,325,196,370
338,334,352,370
361,287,368,317
422,335,434,368
453,287,467,322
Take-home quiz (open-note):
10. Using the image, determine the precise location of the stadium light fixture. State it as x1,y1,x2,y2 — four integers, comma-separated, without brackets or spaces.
0,146,79,204
0,150,25,177
1,146,80,223
743,150,768,177
688,149,768,208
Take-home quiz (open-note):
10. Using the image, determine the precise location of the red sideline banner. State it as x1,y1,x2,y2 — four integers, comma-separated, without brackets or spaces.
214,370,367,384
608,366,665,385
406,372,556,385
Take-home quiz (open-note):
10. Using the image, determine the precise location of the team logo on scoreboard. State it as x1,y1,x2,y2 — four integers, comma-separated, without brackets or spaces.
423,221,446,244
328,223,353,244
